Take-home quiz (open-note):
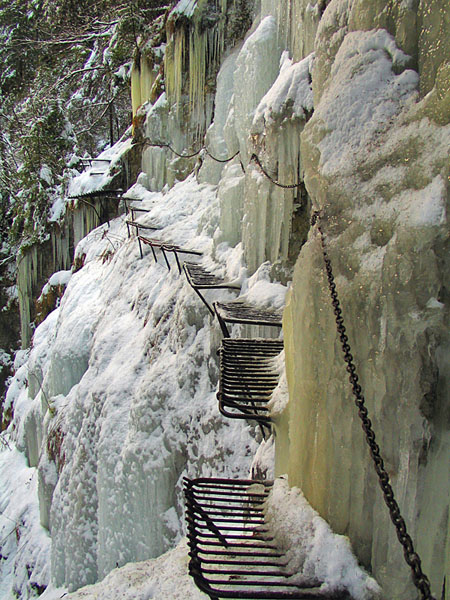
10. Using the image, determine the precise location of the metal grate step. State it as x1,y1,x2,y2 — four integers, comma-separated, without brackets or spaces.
183,263,240,315
214,300,283,337
184,477,350,600
126,220,161,238
217,339,283,424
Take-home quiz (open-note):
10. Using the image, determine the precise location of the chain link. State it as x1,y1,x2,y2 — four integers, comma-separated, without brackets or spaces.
250,153,302,189
143,139,242,163
142,140,306,182
205,149,240,163
143,140,203,159
311,211,435,600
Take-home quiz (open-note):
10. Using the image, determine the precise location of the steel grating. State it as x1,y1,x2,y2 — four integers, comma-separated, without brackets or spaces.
183,262,241,315
217,339,284,424
68,189,123,199
184,477,350,599
214,300,283,337
80,158,111,167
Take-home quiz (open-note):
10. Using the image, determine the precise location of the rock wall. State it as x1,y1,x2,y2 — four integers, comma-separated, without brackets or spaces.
275,1,449,599
150,1,449,598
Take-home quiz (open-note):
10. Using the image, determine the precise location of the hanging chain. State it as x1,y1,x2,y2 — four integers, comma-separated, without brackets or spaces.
205,149,240,163
250,153,302,189
311,211,435,600
142,140,307,181
143,140,203,159
143,139,242,163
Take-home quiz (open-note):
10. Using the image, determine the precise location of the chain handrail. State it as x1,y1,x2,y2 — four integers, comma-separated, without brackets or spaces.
141,139,307,185
142,139,307,183
143,138,242,164
143,140,203,159
310,211,435,600
205,148,240,163
250,153,302,189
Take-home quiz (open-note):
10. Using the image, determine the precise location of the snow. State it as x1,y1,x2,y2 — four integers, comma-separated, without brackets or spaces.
39,165,53,186
268,352,289,415
266,478,382,599
2,174,270,595
242,262,288,308
67,136,132,198
386,175,446,228
122,182,159,204
48,196,65,222
38,270,72,301
170,0,198,19
314,29,419,177
253,51,314,127
0,447,51,600
250,433,275,479
40,539,208,600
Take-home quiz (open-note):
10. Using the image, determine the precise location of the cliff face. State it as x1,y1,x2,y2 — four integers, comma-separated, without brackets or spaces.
1,1,448,599
136,0,449,597
276,1,449,598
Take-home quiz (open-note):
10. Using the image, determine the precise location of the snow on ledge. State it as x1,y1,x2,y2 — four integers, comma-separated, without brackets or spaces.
253,51,314,129
40,539,208,600
266,477,382,600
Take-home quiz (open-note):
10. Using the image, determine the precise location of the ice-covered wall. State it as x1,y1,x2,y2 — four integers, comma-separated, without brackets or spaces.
197,2,317,275
276,2,450,599
17,199,116,349
131,55,158,118
138,0,449,597
3,0,449,598
14,180,261,593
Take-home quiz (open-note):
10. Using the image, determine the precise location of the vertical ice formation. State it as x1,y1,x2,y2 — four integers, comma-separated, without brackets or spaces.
200,9,314,275
141,0,231,193
279,8,450,599
6,179,261,593
165,0,227,132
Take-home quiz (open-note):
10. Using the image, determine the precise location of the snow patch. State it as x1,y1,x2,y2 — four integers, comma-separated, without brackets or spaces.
266,478,382,599
253,51,314,127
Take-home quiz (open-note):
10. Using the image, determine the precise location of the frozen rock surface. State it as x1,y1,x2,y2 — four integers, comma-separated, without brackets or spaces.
1,1,449,599
281,10,449,600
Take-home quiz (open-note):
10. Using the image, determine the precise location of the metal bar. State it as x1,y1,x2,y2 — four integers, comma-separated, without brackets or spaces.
214,302,231,337
190,488,268,498
184,477,272,487
160,247,171,270
173,250,182,273
191,285,215,316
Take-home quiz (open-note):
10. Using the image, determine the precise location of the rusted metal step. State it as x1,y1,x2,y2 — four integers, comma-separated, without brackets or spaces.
80,158,111,167
217,339,283,425
138,236,202,271
184,477,350,600
128,206,150,221
214,300,283,337
68,189,123,227
126,220,161,238
183,262,241,315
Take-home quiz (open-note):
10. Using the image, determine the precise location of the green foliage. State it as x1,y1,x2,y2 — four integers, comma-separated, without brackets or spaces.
0,0,170,249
